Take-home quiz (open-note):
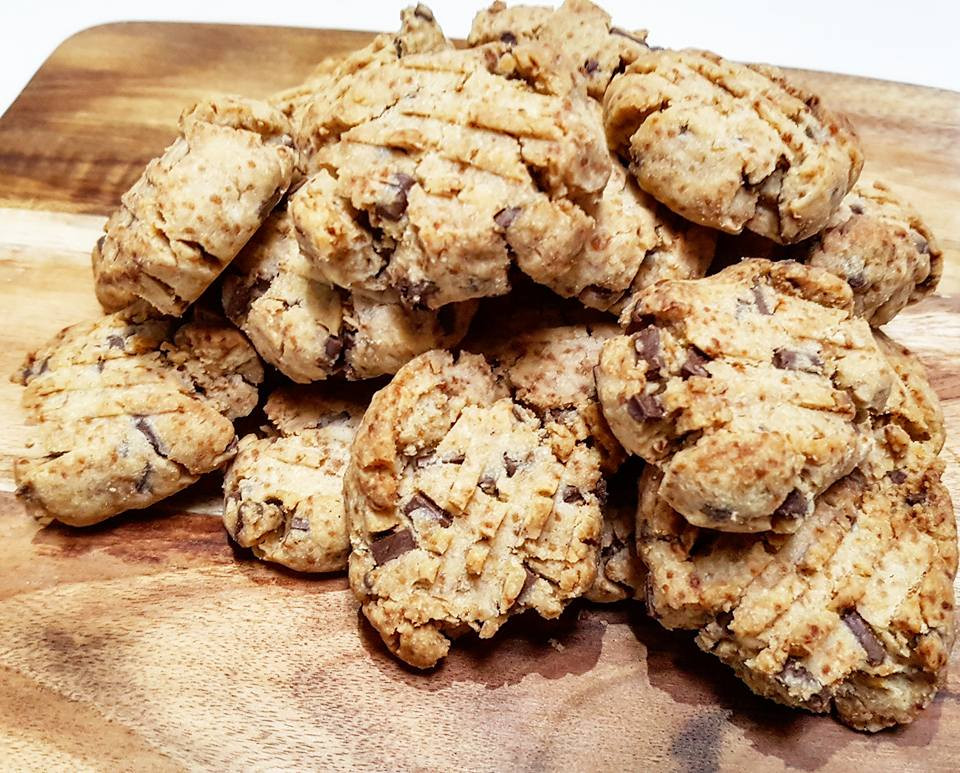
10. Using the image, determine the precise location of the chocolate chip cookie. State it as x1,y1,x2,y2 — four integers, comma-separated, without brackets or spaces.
224,385,369,573
93,96,297,315
13,306,263,527
604,49,863,243
468,0,648,100
222,209,475,382
346,350,604,668
639,450,955,731
805,181,943,325
293,40,611,309
597,259,896,533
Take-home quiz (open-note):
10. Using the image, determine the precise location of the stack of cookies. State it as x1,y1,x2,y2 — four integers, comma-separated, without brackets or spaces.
12,0,953,733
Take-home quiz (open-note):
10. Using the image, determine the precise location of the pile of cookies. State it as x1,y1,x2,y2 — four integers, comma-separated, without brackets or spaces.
12,0,953,733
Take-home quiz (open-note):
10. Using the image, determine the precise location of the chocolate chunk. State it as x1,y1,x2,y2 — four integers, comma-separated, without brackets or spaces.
106,334,125,349
752,285,773,315
680,347,711,379
849,202,864,215
375,174,416,221
133,416,165,457
493,206,522,229
478,474,499,496
583,58,600,74
886,469,907,484
633,327,663,372
503,453,519,477
906,487,927,506
702,505,733,522
594,478,608,507
500,31,517,45
846,272,867,290
561,485,585,505
774,489,808,520
626,393,664,421
625,312,655,336
779,659,821,692
842,610,885,665
772,348,823,373
610,27,646,45
442,452,465,465
413,451,436,469
370,528,417,564
290,516,310,532
403,492,452,527
393,172,416,193
324,336,343,361
135,464,151,494
96,235,106,253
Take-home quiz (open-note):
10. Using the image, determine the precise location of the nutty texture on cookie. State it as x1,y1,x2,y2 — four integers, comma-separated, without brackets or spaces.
468,0,648,100
345,350,604,668
222,209,475,382
92,96,297,315
292,39,611,309
597,259,896,533
13,306,263,527
638,338,953,730
224,385,369,573
604,49,863,243
805,181,943,325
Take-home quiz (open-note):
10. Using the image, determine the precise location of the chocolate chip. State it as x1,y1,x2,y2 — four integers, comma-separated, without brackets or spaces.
752,285,773,315
290,517,310,532
493,206,522,229
846,272,867,290
324,336,343,361
442,452,465,465
370,528,417,564
849,202,864,215
594,478,608,507
413,451,436,469
583,58,600,74
772,348,823,373
701,505,733,522
375,174,416,221
96,235,106,253
106,334,125,349
626,393,664,421
503,453,519,477
906,487,927,506
680,347,711,379
135,464,151,494
403,492,452,527
842,610,885,665
500,31,517,45
133,416,165,457
561,485,585,505
773,489,808,520
887,469,907,484
779,659,821,692
625,312,655,336
478,474,499,496
633,327,663,373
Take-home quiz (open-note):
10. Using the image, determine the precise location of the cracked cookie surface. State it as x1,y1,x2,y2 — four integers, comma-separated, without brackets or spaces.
468,0,648,100
638,351,954,733
604,49,863,243
597,259,896,533
92,96,297,315
223,385,369,572
222,209,475,382
346,350,604,668
13,306,263,526
292,39,610,309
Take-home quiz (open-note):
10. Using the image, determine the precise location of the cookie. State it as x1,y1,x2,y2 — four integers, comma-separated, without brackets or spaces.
345,350,604,668
292,40,611,309
13,306,263,527
604,49,863,243
805,181,943,325
638,450,955,730
596,259,896,533
223,385,369,573
222,209,475,382
92,96,297,316
468,0,648,100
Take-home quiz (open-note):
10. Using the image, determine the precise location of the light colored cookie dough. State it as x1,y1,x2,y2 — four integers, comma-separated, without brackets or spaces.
292,39,610,309
13,306,263,527
806,181,943,325
468,0,648,99
224,385,369,573
346,350,604,668
604,49,863,243
222,209,475,382
597,259,896,533
92,96,297,315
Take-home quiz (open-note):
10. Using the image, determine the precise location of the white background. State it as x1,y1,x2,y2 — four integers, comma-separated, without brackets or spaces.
0,1,957,115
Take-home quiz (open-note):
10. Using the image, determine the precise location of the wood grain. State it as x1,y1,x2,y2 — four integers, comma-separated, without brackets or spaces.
0,21,958,772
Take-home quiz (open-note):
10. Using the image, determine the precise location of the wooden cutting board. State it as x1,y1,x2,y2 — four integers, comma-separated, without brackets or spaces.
0,22,958,772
